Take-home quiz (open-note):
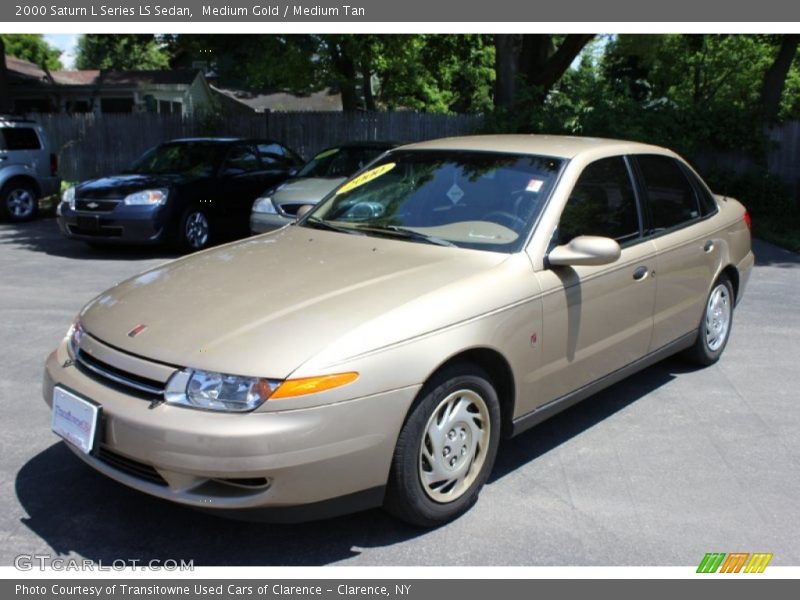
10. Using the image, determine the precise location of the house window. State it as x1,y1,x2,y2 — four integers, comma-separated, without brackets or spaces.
100,97,135,113
158,100,171,114
171,102,182,115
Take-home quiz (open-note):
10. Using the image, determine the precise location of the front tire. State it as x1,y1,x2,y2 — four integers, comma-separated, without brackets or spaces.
686,275,734,365
384,363,501,527
176,207,212,252
0,181,38,222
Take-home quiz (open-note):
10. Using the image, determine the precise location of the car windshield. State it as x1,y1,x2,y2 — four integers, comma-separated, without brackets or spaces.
305,149,564,253
127,142,227,176
297,146,388,179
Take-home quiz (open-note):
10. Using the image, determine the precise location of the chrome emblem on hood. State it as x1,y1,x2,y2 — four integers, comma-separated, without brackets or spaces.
87,202,99,209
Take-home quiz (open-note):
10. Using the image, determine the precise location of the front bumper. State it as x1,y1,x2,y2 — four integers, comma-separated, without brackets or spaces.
57,202,169,244
250,212,292,234
43,340,418,519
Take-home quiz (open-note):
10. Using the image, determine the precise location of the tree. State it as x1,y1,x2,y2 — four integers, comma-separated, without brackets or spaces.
162,34,321,93
761,34,800,124
75,35,169,70
1,34,62,70
377,35,494,113
493,34,594,113
0,38,11,113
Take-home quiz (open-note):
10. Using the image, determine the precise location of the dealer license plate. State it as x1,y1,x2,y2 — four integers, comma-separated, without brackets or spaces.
51,387,100,455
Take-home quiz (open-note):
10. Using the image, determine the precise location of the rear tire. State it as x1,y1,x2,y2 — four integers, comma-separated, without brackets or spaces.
176,207,212,252
384,363,501,527
686,275,734,366
0,181,38,222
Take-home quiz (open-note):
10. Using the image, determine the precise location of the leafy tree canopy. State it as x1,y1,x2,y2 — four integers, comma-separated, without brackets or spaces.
75,34,169,70
1,34,62,70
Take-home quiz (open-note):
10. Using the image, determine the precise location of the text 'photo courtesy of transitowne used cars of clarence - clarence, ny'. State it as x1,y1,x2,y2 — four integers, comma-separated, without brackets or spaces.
44,134,753,527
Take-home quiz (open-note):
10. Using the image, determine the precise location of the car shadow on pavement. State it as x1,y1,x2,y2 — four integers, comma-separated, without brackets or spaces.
15,443,424,566
0,218,181,261
489,357,689,482
15,357,694,567
752,238,800,268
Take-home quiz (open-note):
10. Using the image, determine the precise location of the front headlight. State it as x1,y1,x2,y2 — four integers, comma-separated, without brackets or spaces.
66,319,84,358
62,186,76,210
123,189,168,206
164,369,360,412
165,369,280,412
252,196,277,214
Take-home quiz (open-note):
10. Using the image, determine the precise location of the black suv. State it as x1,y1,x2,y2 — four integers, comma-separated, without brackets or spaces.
58,138,303,251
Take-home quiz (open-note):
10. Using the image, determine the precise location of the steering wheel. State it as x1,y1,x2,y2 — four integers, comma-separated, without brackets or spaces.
483,211,527,230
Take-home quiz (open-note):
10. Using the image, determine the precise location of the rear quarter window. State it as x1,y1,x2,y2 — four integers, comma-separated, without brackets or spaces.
1,127,42,151
680,164,719,217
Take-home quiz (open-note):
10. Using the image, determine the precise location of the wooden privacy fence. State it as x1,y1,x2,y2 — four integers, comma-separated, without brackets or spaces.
37,112,484,182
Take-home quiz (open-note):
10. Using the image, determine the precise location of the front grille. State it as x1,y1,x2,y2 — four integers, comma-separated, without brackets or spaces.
97,447,168,486
75,349,165,399
75,198,121,212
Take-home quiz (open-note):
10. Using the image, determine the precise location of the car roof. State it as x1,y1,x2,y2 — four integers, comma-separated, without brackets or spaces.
398,134,671,160
165,137,283,145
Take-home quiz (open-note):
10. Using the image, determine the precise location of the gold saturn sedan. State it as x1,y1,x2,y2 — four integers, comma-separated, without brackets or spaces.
43,135,753,526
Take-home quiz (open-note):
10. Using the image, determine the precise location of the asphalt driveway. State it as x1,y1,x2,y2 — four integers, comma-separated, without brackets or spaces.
1,217,799,566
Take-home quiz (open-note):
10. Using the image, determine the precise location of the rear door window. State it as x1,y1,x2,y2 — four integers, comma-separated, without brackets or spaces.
1,127,42,150
636,155,702,232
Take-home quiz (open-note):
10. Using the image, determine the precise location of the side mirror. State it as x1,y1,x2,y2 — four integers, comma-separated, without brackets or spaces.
548,235,621,267
295,204,314,219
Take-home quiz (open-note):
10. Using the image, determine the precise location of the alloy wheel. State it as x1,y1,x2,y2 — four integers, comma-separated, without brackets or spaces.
184,211,209,249
7,188,35,219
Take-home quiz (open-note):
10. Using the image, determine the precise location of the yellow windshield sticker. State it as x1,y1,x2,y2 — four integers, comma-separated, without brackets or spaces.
336,163,396,195
313,147,340,160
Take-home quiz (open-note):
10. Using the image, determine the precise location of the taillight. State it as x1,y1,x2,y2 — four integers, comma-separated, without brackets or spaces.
743,210,752,231
50,153,58,176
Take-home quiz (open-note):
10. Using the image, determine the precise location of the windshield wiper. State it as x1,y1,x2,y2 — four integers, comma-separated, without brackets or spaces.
302,217,363,236
355,224,456,247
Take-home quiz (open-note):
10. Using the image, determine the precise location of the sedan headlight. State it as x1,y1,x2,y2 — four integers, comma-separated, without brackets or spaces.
62,186,76,211
66,319,84,358
165,369,280,412
123,189,168,206
252,196,277,214
164,369,360,412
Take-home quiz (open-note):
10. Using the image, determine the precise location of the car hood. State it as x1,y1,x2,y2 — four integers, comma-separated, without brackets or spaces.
79,226,513,378
76,173,189,199
272,177,345,205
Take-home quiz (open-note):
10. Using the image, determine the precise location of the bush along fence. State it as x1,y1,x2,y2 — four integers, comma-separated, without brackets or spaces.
37,111,484,182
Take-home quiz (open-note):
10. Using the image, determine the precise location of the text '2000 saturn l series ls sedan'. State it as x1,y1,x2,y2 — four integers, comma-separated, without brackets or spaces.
43,135,753,526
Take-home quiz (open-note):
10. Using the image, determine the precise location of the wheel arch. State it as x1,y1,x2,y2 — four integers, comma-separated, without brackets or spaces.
423,347,516,439
720,263,740,304
1,174,41,198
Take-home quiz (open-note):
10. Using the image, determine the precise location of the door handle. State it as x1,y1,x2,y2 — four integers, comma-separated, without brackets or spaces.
633,266,649,281
703,240,715,253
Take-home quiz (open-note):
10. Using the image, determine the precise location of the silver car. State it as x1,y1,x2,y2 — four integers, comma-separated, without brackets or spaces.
250,141,396,233
0,115,61,222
